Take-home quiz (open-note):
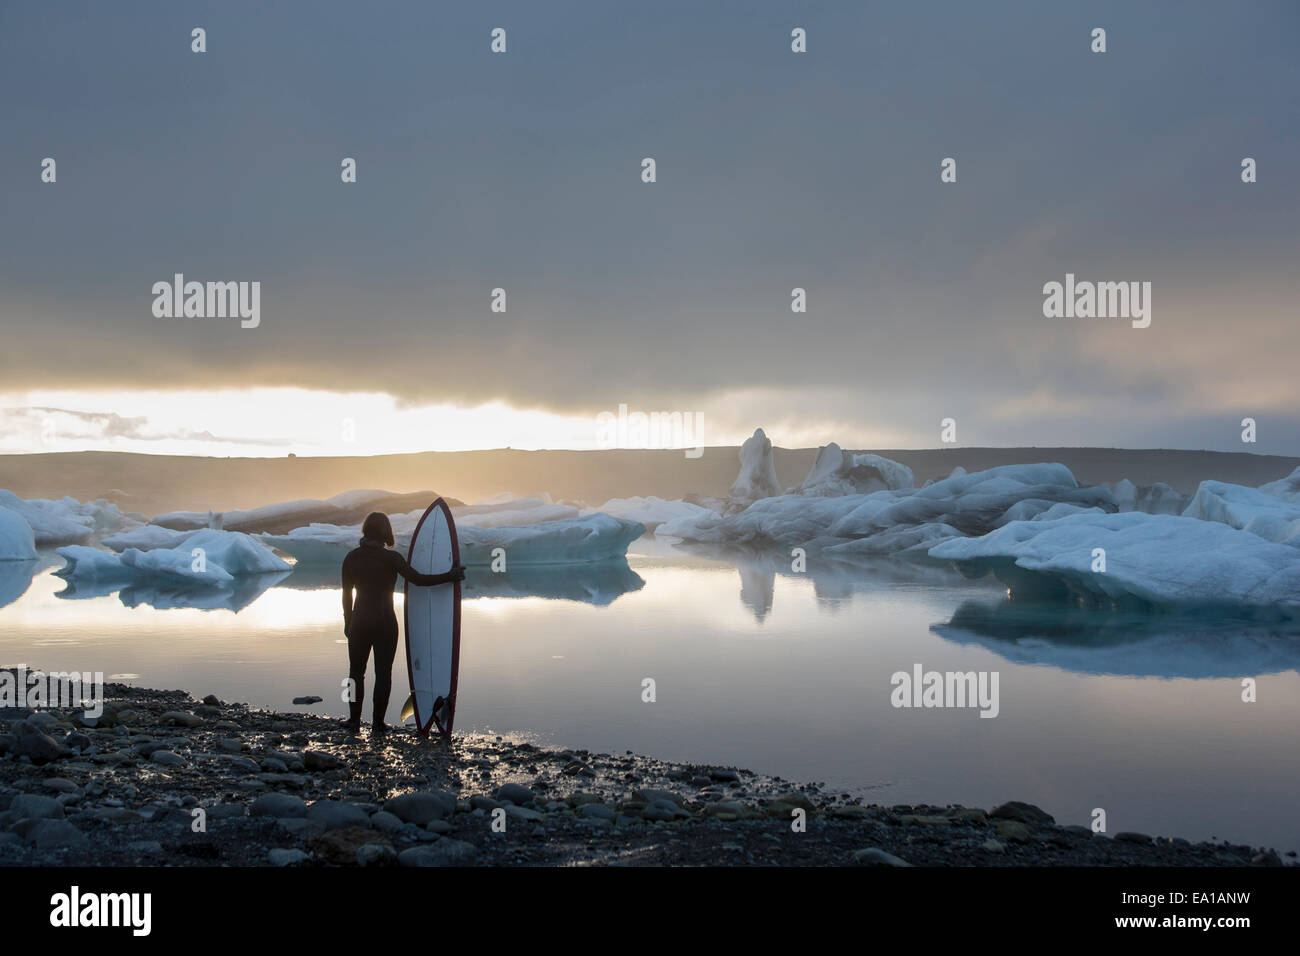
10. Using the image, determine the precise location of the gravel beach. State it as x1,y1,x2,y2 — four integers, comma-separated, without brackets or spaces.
0,676,1289,868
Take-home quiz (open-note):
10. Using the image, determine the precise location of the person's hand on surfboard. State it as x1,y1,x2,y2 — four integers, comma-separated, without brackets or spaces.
444,564,466,584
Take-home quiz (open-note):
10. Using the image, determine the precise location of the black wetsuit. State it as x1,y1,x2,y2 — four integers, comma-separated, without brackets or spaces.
341,538,442,727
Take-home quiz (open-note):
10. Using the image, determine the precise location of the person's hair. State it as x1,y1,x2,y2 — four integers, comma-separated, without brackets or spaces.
361,512,395,547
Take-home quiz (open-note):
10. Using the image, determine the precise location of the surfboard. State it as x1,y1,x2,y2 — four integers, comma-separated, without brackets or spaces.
402,497,461,738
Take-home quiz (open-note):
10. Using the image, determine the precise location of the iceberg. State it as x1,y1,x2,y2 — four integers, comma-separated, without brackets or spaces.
0,490,130,545
792,443,914,497
928,511,1300,612
662,462,1114,556
56,529,291,587
260,514,644,566
1259,466,1300,503
583,496,717,532
1103,479,1188,515
727,428,781,513
1181,479,1300,547
149,489,449,535
0,505,39,560
102,524,200,553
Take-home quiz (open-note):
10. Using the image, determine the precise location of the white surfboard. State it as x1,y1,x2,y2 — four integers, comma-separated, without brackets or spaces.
402,498,461,738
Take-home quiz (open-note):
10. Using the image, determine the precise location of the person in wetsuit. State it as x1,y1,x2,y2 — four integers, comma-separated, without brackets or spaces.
341,512,465,737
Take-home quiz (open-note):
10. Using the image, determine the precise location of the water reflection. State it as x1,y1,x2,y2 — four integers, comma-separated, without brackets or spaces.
934,597,1300,678
55,570,291,613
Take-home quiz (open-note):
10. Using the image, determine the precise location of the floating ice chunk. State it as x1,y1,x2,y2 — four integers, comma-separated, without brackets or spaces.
102,525,200,553
261,514,643,566
1182,480,1300,547
824,521,963,556
0,490,129,545
929,511,1300,611
257,524,359,566
460,514,645,566
728,428,781,513
828,463,1096,539
1259,466,1300,503
1103,479,1187,515
57,529,289,587
583,496,716,532
0,506,38,560
150,490,445,535
793,443,914,497
453,502,579,528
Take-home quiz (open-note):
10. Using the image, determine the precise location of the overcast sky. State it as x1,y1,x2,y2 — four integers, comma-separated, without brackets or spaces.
2,0,1297,456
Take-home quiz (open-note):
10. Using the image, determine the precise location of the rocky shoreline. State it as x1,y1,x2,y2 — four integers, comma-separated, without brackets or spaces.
0,679,1289,868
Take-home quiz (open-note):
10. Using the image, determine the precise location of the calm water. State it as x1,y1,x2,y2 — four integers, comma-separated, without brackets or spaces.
2,542,1298,855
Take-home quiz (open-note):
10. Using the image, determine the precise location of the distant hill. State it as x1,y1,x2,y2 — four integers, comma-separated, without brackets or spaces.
0,446,1296,520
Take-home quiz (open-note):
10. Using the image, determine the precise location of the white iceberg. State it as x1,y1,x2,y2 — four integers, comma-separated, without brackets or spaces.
792,443,914,497
459,514,645,566
0,490,130,545
663,462,1112,556
1259,466,1300,504
149,489,444,535
1103,479,1187,515
583,496,717,532
929,511,1300,612
102,524,200,553
728,428,781,513
57,529,291,587
0,506,39,560
260,514,644,566
1181,479,1300,547
452,500,579,528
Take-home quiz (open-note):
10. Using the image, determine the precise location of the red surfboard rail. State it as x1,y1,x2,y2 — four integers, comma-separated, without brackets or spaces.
403,497,462,739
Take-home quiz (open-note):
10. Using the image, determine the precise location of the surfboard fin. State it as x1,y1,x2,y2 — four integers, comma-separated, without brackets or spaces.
400,693,417,723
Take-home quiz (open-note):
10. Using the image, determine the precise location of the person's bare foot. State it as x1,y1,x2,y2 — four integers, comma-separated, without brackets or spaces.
371,721,388,739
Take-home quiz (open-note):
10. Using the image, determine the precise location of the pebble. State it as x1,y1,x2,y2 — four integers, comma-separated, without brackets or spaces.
398,839,477,867
356,844,396,866
995,820,1032,844
302,750,342,771
495,783,534,805
852,847,913,867
250,793,308,819
305,800,370,829
151,750,185,768
384,791,455,825
268,848,311,867
990,801,1055,826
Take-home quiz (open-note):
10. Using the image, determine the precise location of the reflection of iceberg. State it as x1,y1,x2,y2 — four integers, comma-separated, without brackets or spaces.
0,559,39,609
55,570,290,612
461,562,644,606
261,514,644,567
934,598,1300,678
736,562,775,622
279,562,644,606
929,512,1300,613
